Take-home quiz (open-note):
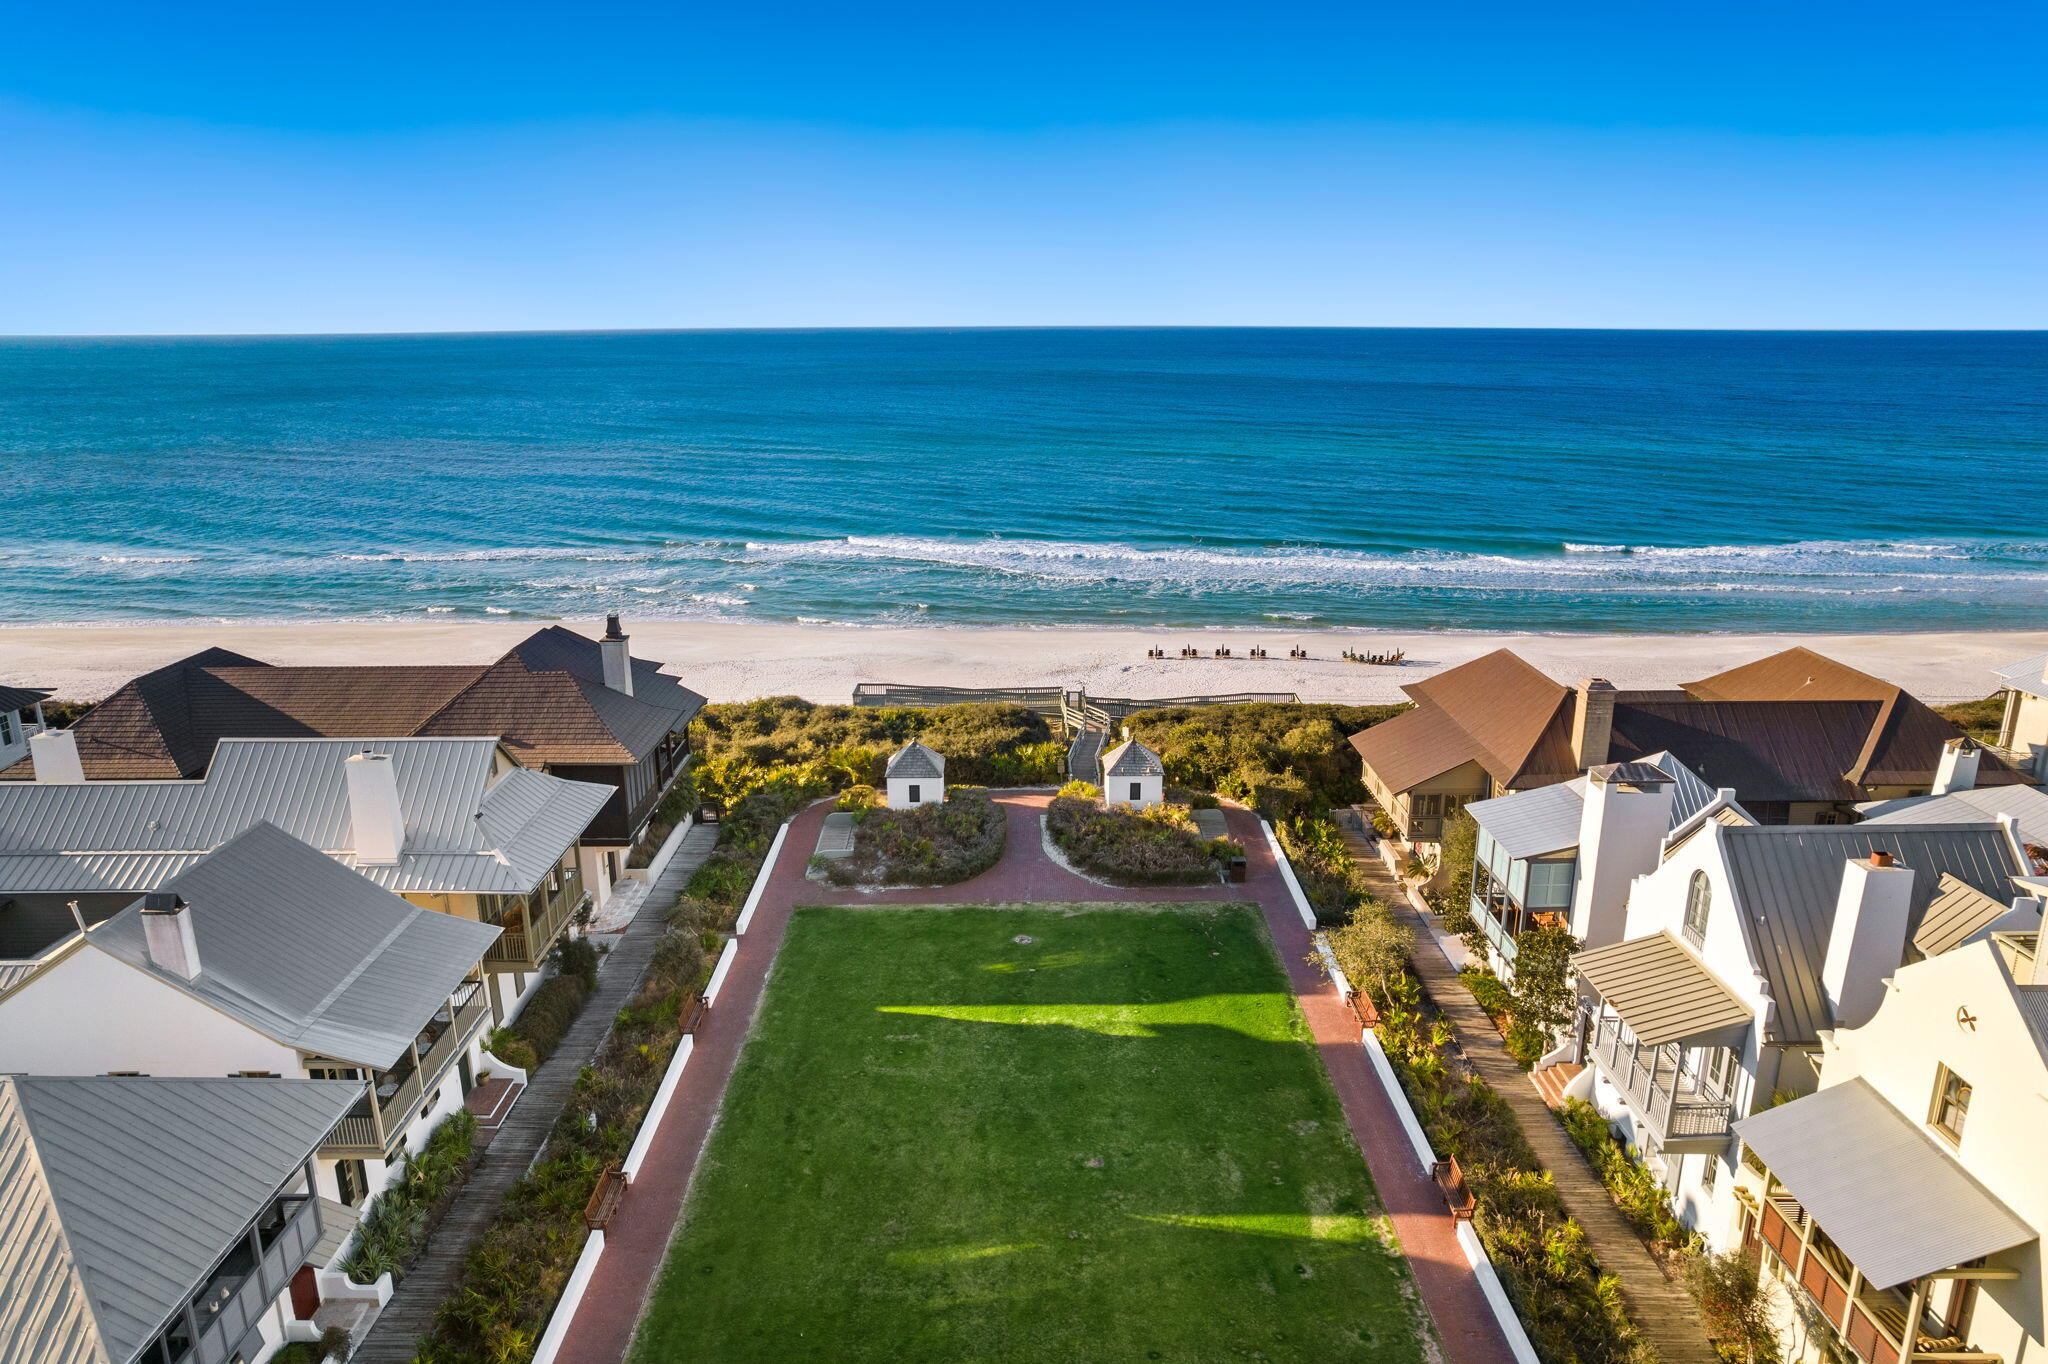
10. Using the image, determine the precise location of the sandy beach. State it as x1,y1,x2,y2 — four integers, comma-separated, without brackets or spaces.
3,619,2042,706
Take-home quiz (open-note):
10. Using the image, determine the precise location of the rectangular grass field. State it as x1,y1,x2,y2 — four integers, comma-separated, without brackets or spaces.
630,903,1431,1363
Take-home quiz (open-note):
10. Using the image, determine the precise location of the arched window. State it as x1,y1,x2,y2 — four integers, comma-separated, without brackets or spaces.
1683,871,1711,947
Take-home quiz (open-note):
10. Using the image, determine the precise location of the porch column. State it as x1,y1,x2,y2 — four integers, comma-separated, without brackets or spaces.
1901,1280,1928,1361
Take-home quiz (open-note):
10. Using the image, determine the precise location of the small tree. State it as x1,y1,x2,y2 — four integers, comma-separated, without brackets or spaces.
1511,922,1577,1040
1686,1248,1779,1364
1325,900,1414,1005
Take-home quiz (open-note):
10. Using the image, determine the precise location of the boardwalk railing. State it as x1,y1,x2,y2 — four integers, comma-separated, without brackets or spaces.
854,683,1300,733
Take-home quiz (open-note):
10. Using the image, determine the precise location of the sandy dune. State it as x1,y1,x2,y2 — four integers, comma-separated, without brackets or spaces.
4,619,2042,705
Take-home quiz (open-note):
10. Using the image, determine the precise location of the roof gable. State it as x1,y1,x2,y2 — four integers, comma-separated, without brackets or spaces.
885,742,945,779
0,1075,359,1364
1682,647,1897,703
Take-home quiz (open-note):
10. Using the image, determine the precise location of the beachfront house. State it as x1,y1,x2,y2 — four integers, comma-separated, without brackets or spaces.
1349,647,2036,854
1462,752,1744,974
0,1073,364,1364
0,822,502,1215
1732,926,2048,1364
1989,652,2048,780
1565,819,2032,1255
884,741,946,809
0,684,47,772
1100,737,1165,809
0,617,705,909
0,734,610,1020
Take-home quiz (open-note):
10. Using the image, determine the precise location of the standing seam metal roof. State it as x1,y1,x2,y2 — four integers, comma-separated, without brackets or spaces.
1102,739,1165,778
1717,822,2025,1045
0,737,611,895
82,822,500,1068
884,742,945,779
1574,930,1753,1048
0,1074,362,1364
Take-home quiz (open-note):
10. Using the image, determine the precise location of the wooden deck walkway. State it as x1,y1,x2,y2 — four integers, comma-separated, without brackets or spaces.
350,823,721,1364
1356,833,1719,1364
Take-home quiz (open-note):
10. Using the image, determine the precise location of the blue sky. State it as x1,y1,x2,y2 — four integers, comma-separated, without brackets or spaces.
1,0,2042,332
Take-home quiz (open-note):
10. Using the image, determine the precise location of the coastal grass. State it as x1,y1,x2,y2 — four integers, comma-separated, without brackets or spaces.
630,903,1430,1364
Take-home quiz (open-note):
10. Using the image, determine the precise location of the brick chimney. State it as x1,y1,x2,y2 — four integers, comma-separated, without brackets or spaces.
29,729,85,784
344,751,405,866
600,615,635,697
1821,852,1915,1029
1571,679,1617,770
140,892,201,980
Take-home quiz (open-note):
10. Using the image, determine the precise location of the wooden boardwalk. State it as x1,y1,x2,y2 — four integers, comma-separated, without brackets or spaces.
1354,832,1719,1364
350,824,721,1364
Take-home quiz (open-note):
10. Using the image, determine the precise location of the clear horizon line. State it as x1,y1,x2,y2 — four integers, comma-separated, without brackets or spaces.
5,323,2047,341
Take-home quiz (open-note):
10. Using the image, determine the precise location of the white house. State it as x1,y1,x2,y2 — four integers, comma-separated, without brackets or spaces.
1733,926,2048,1364
1101,737,1165,809
0,822,503,1218
884,742,946,810
1989,651,2048,780
0,1073,364,1364
1463,753,1744,976
0,734,611,1021
1567,818,2031,1251
0,685,47,772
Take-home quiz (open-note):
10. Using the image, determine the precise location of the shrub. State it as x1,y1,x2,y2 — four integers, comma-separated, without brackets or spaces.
417,907,718,1364
1558,1099,1691,1250
626,767,699,869
823,788,1008,887
1123,702,1410,816
1504,1023,1549,1069
836,784,880,812
1461,967,1515,1020
1686,1248,1780,1363
342,1111,480,1285
1044,796,1218,885
685,772,835,919
1511,923,1577,1041
1057,779,1101,800
1278,817,1371,926
691,698,1059,787
502,972,590,1069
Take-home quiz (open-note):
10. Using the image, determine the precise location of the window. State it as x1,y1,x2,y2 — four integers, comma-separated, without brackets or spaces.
1525,860,1576,909
335,1159,369,1207
1130,782,1143,801
1699,1151,1719,1192
1683,871,1712,948
1931,1066,1972,1143
907,784,921,804
0,712,14,746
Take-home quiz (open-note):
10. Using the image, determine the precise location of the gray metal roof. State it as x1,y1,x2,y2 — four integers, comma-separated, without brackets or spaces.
0,1074,361,1364
1101,739,1164,779
83,823,499,1068
1913,874,2019,958
0,686,48,712
1469,779,1587,860
1993,652,2048,703
1467,751,1725,861
1858,784,2048,852
1574,930,1753,1048
1733,1076,2036,1290
884,741,945,780
0,737,611,896
1719,822,2025,1045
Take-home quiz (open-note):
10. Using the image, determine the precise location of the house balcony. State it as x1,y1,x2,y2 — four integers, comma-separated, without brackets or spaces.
482,877,585,973
1757,1194,2001,1364
174,1192,324,1364
320,981,489,1159
1587,1011,1735,1154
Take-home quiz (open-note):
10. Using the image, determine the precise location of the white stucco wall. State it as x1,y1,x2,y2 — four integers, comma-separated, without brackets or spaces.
1104,772,1163,809
0,946,300,1076
885,774,943,809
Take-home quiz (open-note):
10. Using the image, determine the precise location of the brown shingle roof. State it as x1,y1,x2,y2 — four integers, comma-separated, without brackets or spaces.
1349,650,1575,791
0,630,705,780
1683,646,1898,703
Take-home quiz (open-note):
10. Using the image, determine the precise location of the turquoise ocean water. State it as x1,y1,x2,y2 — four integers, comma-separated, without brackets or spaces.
1,327,2043,633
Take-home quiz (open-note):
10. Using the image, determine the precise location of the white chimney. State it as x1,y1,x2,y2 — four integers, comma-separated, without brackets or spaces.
600,615,634,696
1568,764,1676,949
1821,852,1916,1029
29,729,85,784
344,751,405,866
139,893,200,979
1933,738,1982,795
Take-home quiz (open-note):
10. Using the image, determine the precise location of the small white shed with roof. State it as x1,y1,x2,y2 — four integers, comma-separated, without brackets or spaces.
1101,737,1165,809
885,741,946,810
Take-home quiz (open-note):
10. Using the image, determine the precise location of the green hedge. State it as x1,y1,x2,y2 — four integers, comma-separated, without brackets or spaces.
1045,796,1237,885
1276,816,1372,926
1125,701,1409,820
820,788,1007,887
416,906,716,1364
691,698,1065,787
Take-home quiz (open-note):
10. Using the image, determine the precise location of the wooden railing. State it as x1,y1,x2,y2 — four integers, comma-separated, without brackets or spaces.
1588,1013,1733,1146
484,882,582,970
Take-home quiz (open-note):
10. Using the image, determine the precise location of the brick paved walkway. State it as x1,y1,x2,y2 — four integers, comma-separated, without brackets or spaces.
555,794,1514,1364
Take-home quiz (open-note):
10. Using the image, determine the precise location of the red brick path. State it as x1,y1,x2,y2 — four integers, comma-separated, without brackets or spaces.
554,793,1514,1364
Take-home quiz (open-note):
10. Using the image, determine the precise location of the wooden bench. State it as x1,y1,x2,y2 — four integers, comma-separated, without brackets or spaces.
583,1164,626,1230
1430,1157,1476,1221
679,991,708,1036
1349,991,1380,1028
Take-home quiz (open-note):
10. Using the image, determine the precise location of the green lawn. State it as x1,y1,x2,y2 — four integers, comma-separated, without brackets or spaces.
630,903,1431,1363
